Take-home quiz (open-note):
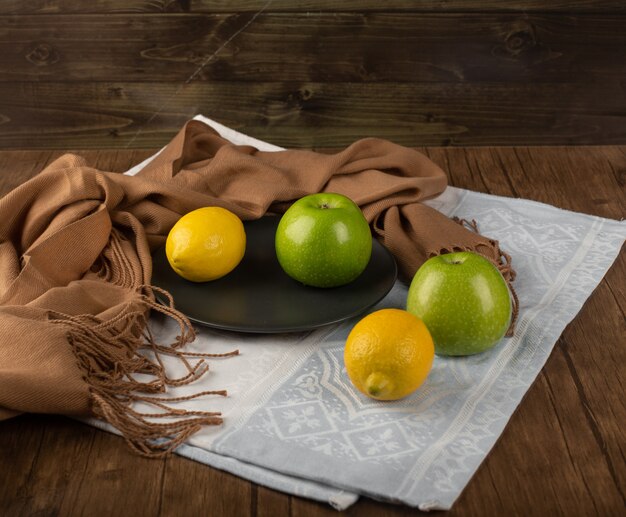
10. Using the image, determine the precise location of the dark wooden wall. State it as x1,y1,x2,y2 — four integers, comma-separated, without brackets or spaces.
0,1,625,148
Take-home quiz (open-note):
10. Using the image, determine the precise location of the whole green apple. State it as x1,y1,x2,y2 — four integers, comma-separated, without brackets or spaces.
406,251,512,356
275,193,372,288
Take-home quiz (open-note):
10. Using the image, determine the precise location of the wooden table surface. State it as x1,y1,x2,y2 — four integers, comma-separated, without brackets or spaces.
0,146,624,516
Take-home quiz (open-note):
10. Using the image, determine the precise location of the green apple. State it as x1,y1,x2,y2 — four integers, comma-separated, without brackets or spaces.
275,193,372,288
406,251,512,356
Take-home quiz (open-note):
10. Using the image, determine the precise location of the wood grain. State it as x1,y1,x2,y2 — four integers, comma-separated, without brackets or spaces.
0,1,188,14
0,2,623,148
1,81,624,149
0,13,624,83
161,455,252,517
195,1,626,12
0,146,624,516
2,1,625,14
0,8,622,148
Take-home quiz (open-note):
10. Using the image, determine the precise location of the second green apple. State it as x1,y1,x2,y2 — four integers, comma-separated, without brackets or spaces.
406,251,512,356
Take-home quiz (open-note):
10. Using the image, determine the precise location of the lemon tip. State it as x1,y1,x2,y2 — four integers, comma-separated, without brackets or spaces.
364,372,393,399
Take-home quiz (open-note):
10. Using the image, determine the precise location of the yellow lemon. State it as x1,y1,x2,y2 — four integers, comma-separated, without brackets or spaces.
165,207,246,282
344,308,434,401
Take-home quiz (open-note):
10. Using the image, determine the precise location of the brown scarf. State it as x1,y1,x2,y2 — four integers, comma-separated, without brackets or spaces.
0,120,516,456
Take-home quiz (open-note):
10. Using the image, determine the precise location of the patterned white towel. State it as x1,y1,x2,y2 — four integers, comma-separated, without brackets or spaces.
86,115,625,511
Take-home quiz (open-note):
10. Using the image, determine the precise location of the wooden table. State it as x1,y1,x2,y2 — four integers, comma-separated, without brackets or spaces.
0,146,624,516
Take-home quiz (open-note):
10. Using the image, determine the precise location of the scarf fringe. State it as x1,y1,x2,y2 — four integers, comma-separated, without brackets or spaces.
48,284,239,458
441,217,519,337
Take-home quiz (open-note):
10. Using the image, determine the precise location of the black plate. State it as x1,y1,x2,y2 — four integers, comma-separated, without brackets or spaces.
151,216,397,333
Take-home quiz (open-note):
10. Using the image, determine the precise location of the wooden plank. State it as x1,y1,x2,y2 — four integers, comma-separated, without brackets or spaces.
2,1,625,14
558,266,626,507
0,1,188,14
161,455,253,517
0,149,58,193
0,150,155,193
53,423,165,516
18,417,97,516
496,146,625,218
0,14,624,83
191,1,626,12
0,81,624,149
0,415,48,516
257,487,290,517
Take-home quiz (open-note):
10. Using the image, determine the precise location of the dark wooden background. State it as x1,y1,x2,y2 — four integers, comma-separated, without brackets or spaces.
0,1,625,149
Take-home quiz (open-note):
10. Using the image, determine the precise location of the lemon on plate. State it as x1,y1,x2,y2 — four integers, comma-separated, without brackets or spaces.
344,308,434,401
165,206,246,282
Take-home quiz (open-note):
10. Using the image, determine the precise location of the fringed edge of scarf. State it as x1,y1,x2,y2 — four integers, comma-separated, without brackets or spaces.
48,284,239,458
436,217,519,337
